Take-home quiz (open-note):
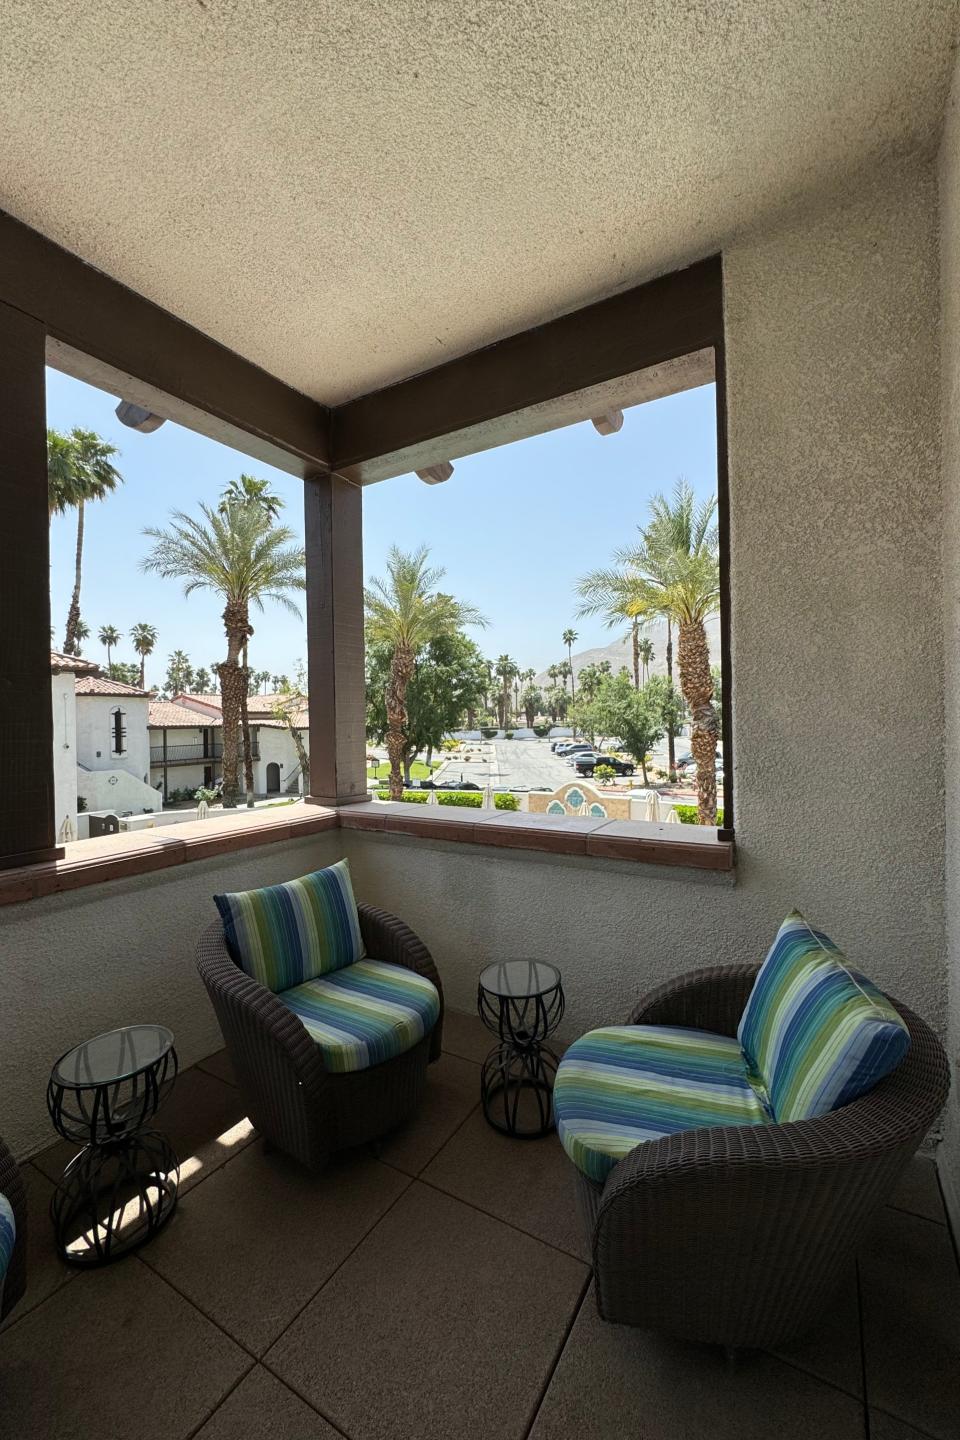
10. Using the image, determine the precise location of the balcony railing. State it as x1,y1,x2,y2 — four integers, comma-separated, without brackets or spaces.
149,741,258,765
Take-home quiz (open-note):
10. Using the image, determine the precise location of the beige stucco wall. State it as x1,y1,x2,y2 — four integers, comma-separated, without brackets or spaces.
939,55,960,1222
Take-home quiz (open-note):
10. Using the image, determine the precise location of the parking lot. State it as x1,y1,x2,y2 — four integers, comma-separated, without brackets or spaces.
433,737,608,793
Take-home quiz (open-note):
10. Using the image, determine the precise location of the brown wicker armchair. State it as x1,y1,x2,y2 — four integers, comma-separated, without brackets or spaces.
575,964,950,1350
196,903,443,1171
0,1134,27,1321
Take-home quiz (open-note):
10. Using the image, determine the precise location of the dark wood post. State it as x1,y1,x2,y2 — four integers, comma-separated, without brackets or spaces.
304,472,369,807
0,301,60,867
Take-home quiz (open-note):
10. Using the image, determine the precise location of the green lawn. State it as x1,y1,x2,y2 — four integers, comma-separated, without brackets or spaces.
366,760,442,781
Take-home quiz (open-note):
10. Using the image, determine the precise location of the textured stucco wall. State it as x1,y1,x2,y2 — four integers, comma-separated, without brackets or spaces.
939,57,960,1220
76,693,150,780
0,832,344,1157
50,673,77,838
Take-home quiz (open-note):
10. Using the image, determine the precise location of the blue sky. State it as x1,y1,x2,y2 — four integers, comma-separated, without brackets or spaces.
47,369,717,687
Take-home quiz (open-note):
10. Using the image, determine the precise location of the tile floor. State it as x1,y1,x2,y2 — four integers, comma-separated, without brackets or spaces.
1,1009,957,1440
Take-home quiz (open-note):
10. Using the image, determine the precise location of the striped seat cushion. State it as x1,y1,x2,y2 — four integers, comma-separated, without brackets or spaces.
738,910,910,1123
214,859,364,992
554,1025,768,1183
276,959,441,1073
0,1192,15,1285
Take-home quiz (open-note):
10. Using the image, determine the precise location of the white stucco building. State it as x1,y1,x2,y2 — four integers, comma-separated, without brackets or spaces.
171,691,308,797
49,651,98,841
73,673,158,815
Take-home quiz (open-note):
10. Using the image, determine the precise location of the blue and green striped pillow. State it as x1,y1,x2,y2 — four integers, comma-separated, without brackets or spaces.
738,910,910,1123
214,859,365,993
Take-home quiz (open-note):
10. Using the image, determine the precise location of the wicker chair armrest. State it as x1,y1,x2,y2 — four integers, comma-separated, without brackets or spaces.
626,963,759,1037
0,1133,27,1319
195,922,327,1085
358,903,444,1060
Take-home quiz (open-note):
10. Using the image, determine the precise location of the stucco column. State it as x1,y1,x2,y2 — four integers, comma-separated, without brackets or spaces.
303,472,369,807
0,301,59,866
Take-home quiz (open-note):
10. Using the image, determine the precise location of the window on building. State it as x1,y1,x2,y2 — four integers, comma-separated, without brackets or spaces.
111,708,126,756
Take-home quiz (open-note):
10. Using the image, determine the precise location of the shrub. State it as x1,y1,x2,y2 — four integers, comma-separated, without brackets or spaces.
532,724,551,738
194,786,218,805
494,792,520,810
505,730,514,740
480,727,498,739
375,789,429,803
436,791,482,807
674,805,724,825
76,795,88,813
594,764,616,786
440,738,460,752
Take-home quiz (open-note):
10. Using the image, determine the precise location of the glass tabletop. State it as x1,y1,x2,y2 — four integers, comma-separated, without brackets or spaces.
51,1025,175,1088
479,960,561,999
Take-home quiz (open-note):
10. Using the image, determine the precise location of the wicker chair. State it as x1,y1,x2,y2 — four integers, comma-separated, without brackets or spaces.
196,903,443,1171
574,964,950,1350
0,1134,27,1322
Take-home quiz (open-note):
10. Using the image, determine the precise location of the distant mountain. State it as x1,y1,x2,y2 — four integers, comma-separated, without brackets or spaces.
534,614,722,688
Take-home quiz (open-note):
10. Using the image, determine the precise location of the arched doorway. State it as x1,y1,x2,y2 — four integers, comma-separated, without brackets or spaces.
266,762,281,794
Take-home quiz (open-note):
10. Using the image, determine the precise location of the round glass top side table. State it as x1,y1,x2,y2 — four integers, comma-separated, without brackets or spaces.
47,1024,180,1266
477,960,564,1138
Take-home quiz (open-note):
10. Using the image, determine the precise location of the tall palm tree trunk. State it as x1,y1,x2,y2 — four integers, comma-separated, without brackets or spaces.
677,618,720,825
386,646,414,800
665,617,676,774
218,600,250,808
240,637,255,807
139,655,146,687
63,499,85,653
632,620,640,689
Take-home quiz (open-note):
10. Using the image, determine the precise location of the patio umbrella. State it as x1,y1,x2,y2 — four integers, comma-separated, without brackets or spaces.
57,815,76,843
483,781,495,810
197,797,209,821
644,790,663,823
665,806,680,824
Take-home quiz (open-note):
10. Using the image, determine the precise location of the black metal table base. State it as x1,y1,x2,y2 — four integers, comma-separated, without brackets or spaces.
51,1130,179,1267
481,1041,559,1138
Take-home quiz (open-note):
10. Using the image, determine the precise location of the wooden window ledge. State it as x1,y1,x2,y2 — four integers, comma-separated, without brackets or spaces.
0,802,733,906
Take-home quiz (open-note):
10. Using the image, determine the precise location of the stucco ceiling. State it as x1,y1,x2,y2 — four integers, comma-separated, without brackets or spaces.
0,2,956,405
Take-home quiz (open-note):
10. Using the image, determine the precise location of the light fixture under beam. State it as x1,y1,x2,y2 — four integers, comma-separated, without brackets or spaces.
415,461,454,485
115,400,166,432
591,409,624,436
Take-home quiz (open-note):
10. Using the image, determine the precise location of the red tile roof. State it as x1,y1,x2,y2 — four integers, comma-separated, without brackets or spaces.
148,700,218,728
50,650,99,675
75,674,149,698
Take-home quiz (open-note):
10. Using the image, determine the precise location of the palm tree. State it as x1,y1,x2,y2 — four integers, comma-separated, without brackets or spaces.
143,500,306,808
98,625,121,670
562,629,578,700
220,479,286,803
74,619,90,654
219,474,284,522
47,429,124,654
193,666,212,692
494,655,518,729
130,622,158,688
365,546,485,800
638,636,654,684
616,480,720,822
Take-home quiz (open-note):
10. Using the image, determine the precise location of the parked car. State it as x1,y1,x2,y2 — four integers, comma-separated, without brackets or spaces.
574,753,635,777
557,742,594,759
431,778,481,791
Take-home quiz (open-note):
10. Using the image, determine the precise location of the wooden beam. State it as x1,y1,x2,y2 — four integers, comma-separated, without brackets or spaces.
331,256,722,481
0,211,330,477
303,473,370,807
0,301,62,867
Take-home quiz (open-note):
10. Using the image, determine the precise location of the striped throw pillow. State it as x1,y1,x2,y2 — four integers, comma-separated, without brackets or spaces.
738,910,910,1123
214,859,365,992
0,1192,15,1288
